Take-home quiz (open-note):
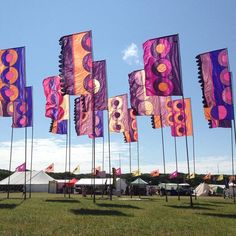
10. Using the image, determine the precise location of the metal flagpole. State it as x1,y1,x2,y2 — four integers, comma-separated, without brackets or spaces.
158,97,168,202
189,100,197,200
29,87,34,198
92,95,96,204
105,63,112,201
102,135,105,198
229,71,236,203
107,110,112,200
23,46,27,200
92,137,96,203
29,126,34,198
7,126,14,199
102,135,105,171
24,127,27,200
119,153,121,196
177,36,193,207
174,136,180,201
181,96,193,207
137,140,141,199
129,142,131,174
231,122,235,203
64,129,68,198
68,97,71,199
90,139,93,198
160,122,168,202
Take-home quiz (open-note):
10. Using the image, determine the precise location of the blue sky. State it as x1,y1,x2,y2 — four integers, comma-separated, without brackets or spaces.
0,0,236,174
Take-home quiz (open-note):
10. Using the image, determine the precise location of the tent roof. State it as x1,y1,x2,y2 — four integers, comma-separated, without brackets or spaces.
0,171,55,185
229,182,236,187
75,178,122,186
195,182,210,196
131,178,148,185
209,184,225,189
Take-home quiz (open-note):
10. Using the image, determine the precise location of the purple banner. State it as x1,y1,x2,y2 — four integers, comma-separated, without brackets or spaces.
12,86,33,128
92,60,108,110
128,69,160,115
50,119,67,134
0,47,26,102
196,49,233,128
143,34,182,96
59,31,93,95
43,76,67,120
0,101,14,117
74,96,93,136
123,108,138,143
88,110,103,138
108,94,129,133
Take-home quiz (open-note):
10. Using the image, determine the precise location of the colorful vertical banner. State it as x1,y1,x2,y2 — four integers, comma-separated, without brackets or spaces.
108,94,129,133
92,60,108,110
74,93,103,138
15,162,26,172
216,174,224,181
123,108,138,143
0,101,14,117
170,98,193,137
12,86,33,128
45,163,54,172
74,95,93,136
88,110,103,138
128,69,160,115
50,119,67,135
143,34,183,96
72,165,80,174
115,168,121,176
43,76,69,120
196,48,233,128
203,173,211,180
150,169,159,177
59,31,93,95
132,169,141,177
188,173,196,179
151,96,172,128
0,47,26,102
169,171,178,179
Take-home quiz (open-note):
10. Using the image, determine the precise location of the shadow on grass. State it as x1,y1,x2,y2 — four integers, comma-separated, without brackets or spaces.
207,200,235,205
70,208,130,216
192,202,219,207
96,203,141,209
45,199,80,203
197,213,236,219
166,205,214,210
0,203,19,209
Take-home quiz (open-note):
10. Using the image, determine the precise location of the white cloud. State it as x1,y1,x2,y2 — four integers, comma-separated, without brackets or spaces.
122,43,142,65
138,155,235,175
0,138,234,175
0,138,131,174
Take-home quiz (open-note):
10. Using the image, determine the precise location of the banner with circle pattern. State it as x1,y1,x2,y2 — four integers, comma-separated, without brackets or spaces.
108,94,128,133
143,34,183,97
12,86,32,128
59,31,93,95
0,47,25,102
196,48,233,128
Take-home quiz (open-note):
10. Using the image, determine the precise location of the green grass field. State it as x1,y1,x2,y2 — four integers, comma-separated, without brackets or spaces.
0,193,235,236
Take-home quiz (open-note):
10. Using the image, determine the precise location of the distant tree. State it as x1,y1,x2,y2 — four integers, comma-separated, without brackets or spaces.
0,169,12,181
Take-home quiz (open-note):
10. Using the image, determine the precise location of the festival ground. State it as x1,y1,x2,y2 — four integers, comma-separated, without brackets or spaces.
0,193,235,235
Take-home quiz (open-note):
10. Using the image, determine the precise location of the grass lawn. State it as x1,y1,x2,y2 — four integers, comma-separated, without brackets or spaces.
0,193,235,236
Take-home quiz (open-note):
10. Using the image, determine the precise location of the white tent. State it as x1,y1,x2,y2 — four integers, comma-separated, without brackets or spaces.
131,178,148,186
158,183,190,190
0,171,55,192
195,182,210,196
75,178,127,194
